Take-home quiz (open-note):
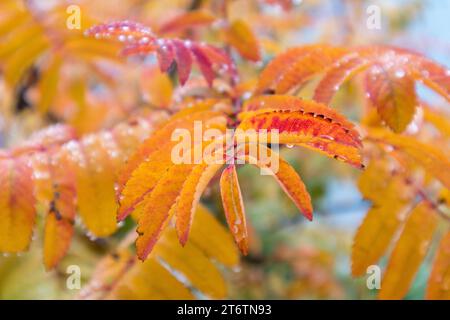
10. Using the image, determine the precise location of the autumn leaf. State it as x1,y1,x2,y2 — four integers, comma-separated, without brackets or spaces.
239,96,363,168
81,205,238,300
68,135,120,237
240,143,313,220
0,156,36,253
313,55,371,104
117,109,226,221
43,150,77,270
257,45,450,132
158,10,216,34
379,201,438,300
426,232,450,300
86,21,237,86
224,19,261,62
255,45,347,94
368,128,450,189
220,165,249,255
352,162,414,276
365,63,417,133
175,163,223,245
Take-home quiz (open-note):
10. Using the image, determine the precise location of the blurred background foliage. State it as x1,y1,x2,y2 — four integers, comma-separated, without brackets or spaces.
0,0,448,299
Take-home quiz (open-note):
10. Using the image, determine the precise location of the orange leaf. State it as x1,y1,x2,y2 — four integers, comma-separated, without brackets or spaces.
118,111,226,220
175,163,223,245
241,144,313,220
239,97,362,168
255,45,347,94
0,157,36,253
352,165,414,276
133,134,224,259
43,150,77,270
116,105,221,196
135,164,195,260
158,10,216,34
426,232,450,300
140,66,173,108
313,55,371,104
379,201,438,299
368,128,450,189
225,19,261,62
365,63,417,133
220,165,248,255
273,47,346,94
409,55,450,102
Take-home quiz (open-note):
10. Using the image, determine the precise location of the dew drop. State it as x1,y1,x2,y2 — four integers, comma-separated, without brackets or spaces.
395,69,405,78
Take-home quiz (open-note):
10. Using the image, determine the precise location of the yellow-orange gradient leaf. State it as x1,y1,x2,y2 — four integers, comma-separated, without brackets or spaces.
365,64,417,133
241,143,313,220
352,163,414,276
188,205,239,267
255,45,347,94
154,228,227,298
175,163,223,245
158,10,216,34
135,164,195,260
220,165,248,255
118,111,226,221
225,19,261,62
117,105,222,196
379,201,438,300
81,206,237,300
0,157,36,253
368,128,450,189
68,134,120,237
43,150,77,270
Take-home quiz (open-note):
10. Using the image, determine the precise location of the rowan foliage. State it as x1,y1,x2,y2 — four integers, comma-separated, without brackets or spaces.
0,0,448,300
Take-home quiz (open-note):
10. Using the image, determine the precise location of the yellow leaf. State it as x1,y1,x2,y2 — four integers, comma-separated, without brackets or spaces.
225,19,261,62
379,202,438,299
154,229,227,298
141,66,173,108
352,163,414,276
43,150,77,270
426,232,450,300
69,136,119,237
189,205,239,267
37,55,62,114
368,128,450,189
111,258,195,300
0,157,36,253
